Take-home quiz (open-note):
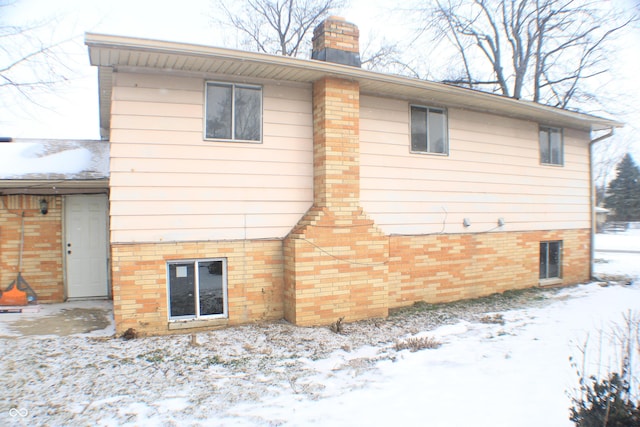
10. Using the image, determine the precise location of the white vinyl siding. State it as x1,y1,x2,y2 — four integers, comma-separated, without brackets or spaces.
109,72,313,243
359,96,591,235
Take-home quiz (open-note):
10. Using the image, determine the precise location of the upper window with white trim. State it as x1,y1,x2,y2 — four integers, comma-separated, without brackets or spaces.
539,126,563,165
205,82,262,142
410,105,448,155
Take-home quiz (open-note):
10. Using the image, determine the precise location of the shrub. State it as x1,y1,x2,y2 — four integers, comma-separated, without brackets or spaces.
569,372,640,426
568,311,640,426
395,336,441,352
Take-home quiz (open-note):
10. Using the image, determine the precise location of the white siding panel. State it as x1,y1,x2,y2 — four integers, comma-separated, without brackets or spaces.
109,72,313,243
111,226,294,243
111,115,202,132
111,101,202,118
115,73,204,91
109,143,310,162
109,172,307,189
110,187,312,203
113,86,202,104
110,200,312,216
360,96,591,234
111,157,310,176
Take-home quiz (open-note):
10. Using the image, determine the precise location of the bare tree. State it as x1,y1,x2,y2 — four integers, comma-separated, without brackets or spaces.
0,1,78,110
210,0,405,71
420,0,634,109
211,0,344,57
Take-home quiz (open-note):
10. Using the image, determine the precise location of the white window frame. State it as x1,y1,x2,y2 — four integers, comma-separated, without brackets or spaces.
410,104,449,155
204,81,263,143
540,241,562,281
167,258,228,321
539,126,563,166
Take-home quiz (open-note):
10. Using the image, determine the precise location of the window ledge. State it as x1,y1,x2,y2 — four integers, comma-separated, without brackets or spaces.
410,150,449,156
168,317,229,331
203,137,262,144
539,278,563,287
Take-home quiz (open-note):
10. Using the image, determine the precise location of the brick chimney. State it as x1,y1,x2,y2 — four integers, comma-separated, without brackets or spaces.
284,17,388,326
311,16,361,67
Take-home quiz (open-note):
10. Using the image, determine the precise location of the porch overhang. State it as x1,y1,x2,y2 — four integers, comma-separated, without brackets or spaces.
0,179,109,195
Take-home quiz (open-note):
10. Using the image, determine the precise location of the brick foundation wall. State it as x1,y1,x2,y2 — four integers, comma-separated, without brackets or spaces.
0,195,64,303
388,228,591,308
111,239,284,335
114,227,589,334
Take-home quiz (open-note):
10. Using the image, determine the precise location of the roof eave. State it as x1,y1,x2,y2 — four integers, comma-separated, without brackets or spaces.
85,33,623,137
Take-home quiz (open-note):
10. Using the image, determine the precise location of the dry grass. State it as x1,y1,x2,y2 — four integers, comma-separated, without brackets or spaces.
395,336,442,352
479,314,505,325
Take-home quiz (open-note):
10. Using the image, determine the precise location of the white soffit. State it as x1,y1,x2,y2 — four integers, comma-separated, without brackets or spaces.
85,33,623,135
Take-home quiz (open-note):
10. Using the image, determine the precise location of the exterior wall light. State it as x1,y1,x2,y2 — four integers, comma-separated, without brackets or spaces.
463,218,471,227
40,199,48,215
498,218,505,227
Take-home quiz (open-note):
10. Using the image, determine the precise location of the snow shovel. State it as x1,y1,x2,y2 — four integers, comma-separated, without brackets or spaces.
0,212,37,306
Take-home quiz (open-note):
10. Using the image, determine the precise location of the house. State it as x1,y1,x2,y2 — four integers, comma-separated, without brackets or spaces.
1,16,621,335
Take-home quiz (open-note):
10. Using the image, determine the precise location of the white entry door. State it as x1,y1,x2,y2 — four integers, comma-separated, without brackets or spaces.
65,194,109,299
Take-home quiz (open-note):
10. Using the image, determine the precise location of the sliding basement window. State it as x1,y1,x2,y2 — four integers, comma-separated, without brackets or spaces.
167,259,228,320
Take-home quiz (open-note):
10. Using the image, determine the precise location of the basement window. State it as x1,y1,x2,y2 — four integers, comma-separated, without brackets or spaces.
410,105,448,155
205,82,262,142
167,259,227,320
539,241,562,280
539,126,563,165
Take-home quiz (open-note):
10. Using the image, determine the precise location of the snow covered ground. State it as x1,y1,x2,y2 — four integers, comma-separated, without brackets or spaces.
1,231,639,427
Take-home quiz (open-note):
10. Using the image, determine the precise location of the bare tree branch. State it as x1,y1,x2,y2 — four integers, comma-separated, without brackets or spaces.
0,1,79,109
211,0,344,57
415,0,636,109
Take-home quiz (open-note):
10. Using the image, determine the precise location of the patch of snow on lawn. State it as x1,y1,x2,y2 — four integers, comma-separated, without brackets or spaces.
594,229,640,278
595,228,640,252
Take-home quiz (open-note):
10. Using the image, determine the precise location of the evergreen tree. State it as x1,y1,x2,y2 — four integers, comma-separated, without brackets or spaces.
605,153,640,221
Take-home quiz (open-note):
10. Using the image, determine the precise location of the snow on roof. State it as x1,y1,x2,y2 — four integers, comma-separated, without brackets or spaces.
0,139,109,180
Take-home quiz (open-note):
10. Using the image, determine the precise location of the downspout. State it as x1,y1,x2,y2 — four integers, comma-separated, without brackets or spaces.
588,127,615,280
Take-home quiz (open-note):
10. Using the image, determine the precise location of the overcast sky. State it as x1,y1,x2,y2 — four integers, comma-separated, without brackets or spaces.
1,0,639,161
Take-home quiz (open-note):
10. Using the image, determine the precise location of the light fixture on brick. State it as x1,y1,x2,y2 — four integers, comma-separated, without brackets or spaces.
39,199,48,215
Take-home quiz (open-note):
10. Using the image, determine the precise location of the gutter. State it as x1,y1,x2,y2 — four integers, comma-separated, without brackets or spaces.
588,127,616,279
